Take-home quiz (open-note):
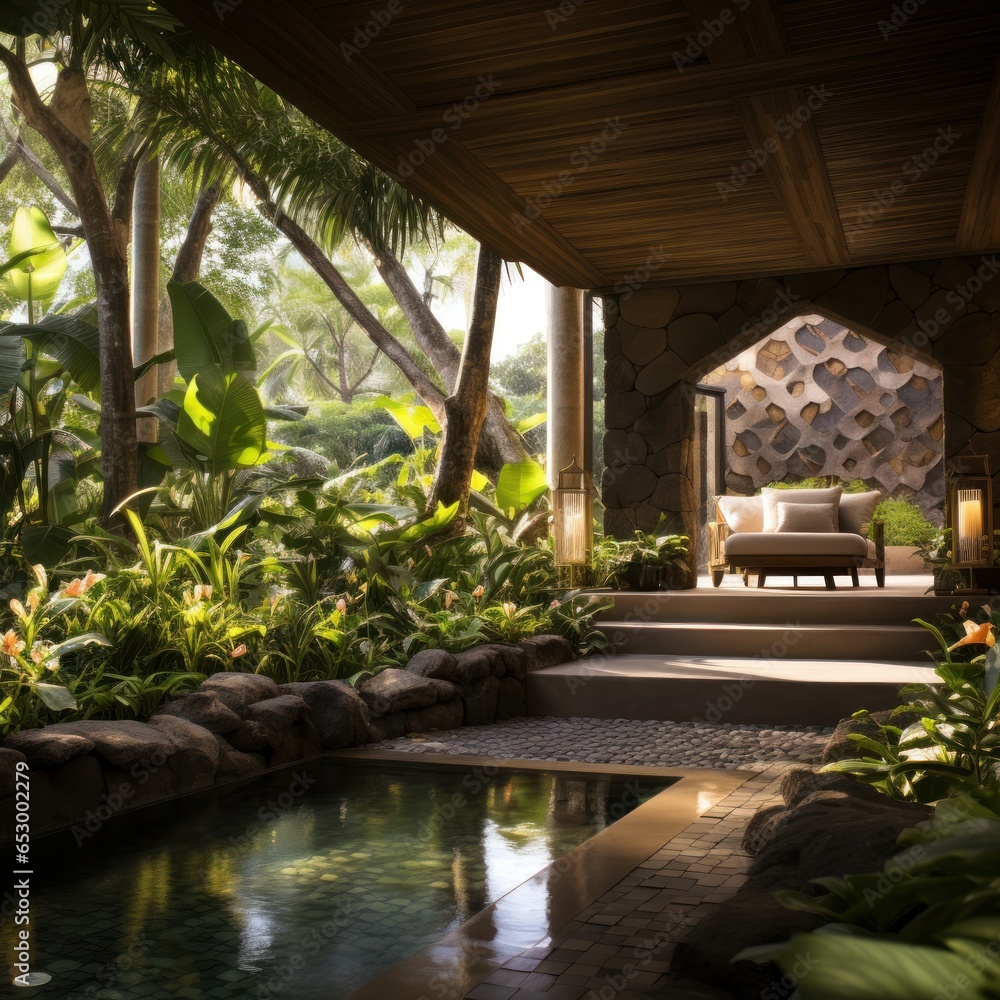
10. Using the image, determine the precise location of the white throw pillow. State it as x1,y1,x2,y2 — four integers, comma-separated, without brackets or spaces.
839,490,881,536
761,486,842,532
716,495,764,533
776,501,837,533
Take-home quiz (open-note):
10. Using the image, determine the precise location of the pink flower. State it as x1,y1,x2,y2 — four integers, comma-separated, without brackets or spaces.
9,599,25,618
336,598,348,612
472,585,485,599
231,644,248,659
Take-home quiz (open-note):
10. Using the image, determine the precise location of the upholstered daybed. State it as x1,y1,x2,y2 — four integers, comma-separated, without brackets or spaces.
708,486,885,589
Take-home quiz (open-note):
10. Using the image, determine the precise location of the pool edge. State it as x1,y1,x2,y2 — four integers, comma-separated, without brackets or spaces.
337,750,751,1000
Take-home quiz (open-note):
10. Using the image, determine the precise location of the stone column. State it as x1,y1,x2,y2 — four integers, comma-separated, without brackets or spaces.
546,285,587,487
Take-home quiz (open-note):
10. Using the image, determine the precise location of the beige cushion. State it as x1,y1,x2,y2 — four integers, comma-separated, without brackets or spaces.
777,501,837,533
761,486,842,532
716,495,764,533
725,531,869,558
839,490,881,536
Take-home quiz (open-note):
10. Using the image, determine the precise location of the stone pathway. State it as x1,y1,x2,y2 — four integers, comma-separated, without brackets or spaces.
371,717,828,1000
370,715,832,772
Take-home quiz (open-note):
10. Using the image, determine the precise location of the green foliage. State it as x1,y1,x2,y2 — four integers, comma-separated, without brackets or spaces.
765,476,870,493
872,497,938,547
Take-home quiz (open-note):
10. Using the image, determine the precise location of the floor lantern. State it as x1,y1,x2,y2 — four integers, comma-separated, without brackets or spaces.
949,455,993,593
553,457,592,585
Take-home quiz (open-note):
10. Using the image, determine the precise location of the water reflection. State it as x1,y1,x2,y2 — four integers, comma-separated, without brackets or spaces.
8,765,664,998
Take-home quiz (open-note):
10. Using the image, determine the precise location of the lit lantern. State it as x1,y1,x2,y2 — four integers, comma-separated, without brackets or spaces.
949,455,993,590
553,458,592,573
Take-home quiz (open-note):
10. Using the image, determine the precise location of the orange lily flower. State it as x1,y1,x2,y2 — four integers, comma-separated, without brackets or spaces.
948,620,996,651
1,629,25,661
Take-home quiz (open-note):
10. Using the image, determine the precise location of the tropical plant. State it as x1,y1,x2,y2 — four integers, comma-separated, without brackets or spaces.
872,497,938,547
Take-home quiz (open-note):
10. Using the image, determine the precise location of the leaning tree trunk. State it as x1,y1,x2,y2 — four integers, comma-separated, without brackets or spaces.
377,250,527,475
158,178,221,397
430,247,502,519
131,155,160,443
0,51,139,524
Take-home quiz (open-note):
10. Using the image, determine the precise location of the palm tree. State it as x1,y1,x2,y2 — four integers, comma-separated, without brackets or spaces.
0,2,183,523
138,57,527,480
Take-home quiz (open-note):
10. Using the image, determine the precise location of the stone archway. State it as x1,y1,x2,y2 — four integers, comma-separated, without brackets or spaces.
698,312,944,517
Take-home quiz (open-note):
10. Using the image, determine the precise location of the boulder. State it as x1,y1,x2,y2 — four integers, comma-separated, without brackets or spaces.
496,677,527,720
198,672,279,713
741,803,785,856
280,680,371,749
462,676,500,727
452,647,503,686
368,712,407,743
404,648,458,681
227,695,323,766
360,669,442,716
780,766,891,809
27,720,177,771
0,747,26,798
405,699,464,733
4,729,96,768
749,792,929,885
30,755,108,837
427,679,459,702
153,691,242,734
147,715,221,771
518,634,575,671
671,892,824,994
476,644,528,680
214,736,267,782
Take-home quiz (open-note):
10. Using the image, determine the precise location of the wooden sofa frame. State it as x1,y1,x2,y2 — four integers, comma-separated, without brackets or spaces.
708,499,886,590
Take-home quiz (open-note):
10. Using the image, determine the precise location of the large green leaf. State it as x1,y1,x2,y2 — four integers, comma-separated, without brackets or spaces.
168,280,255,380
21,523,77,565
33,682,77,712
176,367,267,474
5,207,67,304
0,314,101,395
375,394,441,440
396,500,460,542
496,458,549,514
743,932,995,1000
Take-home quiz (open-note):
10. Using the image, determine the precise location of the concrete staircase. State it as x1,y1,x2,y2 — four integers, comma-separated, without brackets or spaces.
527,586,956,726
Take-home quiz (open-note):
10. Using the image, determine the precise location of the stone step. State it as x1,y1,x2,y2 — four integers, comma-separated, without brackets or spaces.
527,654,940,727
588,588,956,627
597,621,935,661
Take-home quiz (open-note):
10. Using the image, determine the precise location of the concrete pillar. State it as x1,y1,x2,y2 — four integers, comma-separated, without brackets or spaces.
546,285,587,487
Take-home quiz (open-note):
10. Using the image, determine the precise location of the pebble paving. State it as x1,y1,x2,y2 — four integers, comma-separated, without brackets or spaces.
371,715,833,771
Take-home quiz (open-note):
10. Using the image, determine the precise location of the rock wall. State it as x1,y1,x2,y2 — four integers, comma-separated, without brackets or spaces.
602,255,1000,547
0,635,574,847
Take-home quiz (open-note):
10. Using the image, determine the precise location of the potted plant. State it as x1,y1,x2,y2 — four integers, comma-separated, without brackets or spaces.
616,524,691,591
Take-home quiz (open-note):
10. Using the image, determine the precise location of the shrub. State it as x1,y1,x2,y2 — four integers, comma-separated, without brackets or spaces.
765,476,870,493
872,497,937,546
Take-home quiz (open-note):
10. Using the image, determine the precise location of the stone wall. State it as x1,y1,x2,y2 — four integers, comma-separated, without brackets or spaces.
0,636,574,847
699,316,944,511
602,255,1000,550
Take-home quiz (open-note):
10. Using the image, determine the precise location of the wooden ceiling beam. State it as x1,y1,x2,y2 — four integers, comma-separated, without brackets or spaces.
957,58,1000,250
684,0,849,268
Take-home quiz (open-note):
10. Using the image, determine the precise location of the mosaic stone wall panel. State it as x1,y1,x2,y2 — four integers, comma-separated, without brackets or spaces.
601,254,1000,549
701,316,944,499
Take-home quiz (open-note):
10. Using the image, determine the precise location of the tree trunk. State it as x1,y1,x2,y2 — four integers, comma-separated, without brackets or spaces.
131,155,160,443
430,247,502,519
248,189,448,422
159,178,221,397
377,249,527,475
0,51,138,524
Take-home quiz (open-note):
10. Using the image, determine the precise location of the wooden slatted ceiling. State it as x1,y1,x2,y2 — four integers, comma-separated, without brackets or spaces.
161,0,1000,289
